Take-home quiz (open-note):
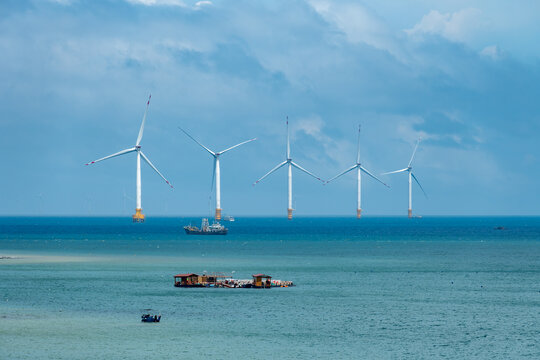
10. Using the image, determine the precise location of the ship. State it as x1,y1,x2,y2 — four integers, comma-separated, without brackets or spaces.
222,215,235,222
184,218,228,235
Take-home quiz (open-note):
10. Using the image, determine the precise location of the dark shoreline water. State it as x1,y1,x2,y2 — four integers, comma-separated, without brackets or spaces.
1,216,539,257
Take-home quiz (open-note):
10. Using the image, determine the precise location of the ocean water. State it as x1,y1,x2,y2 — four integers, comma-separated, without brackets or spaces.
0,216,539,359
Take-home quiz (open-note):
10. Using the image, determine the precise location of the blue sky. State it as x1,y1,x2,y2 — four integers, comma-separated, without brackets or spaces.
1,0,539,216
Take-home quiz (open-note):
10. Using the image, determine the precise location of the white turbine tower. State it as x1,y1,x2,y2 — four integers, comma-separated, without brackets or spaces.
179,127,256,221
326,125,389,218
253,119,324,220
85,95,173,222
382,138,427,218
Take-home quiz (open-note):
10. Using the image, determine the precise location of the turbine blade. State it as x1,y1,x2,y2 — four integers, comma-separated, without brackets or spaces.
286,117,290,159
381,168,409,175
360,166,390,188
85,148,135,165
178,127,215,156
136,95,151,146
411,172,427,198
408,138,421,167
326,164,357,184
253,160,287,185
356,124,361,164
219,138,257,155
291,161,324,182
140,151,173,188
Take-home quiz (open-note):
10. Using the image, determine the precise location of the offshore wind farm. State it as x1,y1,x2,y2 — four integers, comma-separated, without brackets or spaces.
80,101,444,222
2,1,540,360
85,102,426,222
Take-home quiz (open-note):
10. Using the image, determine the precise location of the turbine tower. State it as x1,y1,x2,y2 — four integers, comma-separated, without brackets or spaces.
382,138,427,218
326,125,389,218
253,118,324,220
179,127,256,221
85,95,173,222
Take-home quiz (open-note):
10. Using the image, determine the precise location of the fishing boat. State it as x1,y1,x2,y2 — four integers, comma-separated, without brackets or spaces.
184,218,228,235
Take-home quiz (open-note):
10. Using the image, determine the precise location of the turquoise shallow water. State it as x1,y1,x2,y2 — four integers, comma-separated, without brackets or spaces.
1,217,539,359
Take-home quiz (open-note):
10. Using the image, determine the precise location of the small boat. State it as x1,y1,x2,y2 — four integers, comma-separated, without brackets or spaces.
222,215,235,222
184,218,228,235
141,314,161,323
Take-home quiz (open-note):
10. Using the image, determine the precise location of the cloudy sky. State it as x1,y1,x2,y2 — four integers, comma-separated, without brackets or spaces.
1,0,539,216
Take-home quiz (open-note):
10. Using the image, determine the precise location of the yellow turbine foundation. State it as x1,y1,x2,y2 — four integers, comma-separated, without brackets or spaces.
133,208,145,223
287,208,293,220
215,208,222,221
408,209,412,218
357,208,362,219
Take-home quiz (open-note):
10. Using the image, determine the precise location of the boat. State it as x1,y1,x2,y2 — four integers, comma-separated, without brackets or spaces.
141,314,161,323
184,218,228,235
174,273,227,287
173,273,294,288
222,215,235,222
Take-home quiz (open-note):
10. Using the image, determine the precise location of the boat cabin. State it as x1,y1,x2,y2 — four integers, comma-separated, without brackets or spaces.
201,273,227,285
252,274,272,288
174,273,200,287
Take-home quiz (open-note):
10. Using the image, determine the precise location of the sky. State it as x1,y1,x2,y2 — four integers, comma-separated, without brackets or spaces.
0,0,539,217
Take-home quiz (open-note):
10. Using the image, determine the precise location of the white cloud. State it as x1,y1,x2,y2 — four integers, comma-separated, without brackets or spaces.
48,0,74,4
307,0,406,60
292,115,353,168
124,0,211,10
480,45,502,60
195,1,212,8
125,0,185,6
405,8,482,43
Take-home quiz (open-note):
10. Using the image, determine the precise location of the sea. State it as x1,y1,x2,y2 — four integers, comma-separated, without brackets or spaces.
0,216,539,359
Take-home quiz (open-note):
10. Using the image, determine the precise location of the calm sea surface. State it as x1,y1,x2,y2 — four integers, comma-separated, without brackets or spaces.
1,217,539,359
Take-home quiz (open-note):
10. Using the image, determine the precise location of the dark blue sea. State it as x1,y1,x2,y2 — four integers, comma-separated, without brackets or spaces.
1,217,539,359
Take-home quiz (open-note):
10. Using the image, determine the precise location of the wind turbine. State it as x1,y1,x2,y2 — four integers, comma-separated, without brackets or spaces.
253,118,324,220
326,125,389,218
178,127,256,221
85,95,173,222
382,138,427,218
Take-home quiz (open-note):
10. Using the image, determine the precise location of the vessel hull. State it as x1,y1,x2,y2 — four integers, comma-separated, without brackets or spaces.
183,228,228,235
